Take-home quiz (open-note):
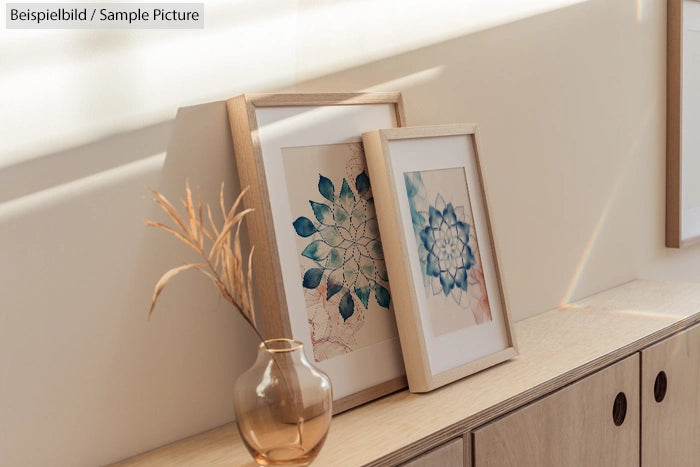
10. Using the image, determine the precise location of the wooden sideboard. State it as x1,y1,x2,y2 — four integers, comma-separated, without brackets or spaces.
112,280,700,466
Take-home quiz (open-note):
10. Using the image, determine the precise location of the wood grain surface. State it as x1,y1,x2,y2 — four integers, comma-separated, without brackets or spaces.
112,280,700,467
473,354,639,467
641,322,700,466
400,437,465,467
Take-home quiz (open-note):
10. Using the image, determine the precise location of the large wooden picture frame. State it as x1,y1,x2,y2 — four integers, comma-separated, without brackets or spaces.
227,93,407,413
362,124,517,392
667,0,700,247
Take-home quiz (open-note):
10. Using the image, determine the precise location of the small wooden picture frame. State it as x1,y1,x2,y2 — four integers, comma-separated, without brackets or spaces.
667,0,700,247
227,93,407,413
363,124,517,392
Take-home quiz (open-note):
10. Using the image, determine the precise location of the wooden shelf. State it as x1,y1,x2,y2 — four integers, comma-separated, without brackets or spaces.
112,280,700,467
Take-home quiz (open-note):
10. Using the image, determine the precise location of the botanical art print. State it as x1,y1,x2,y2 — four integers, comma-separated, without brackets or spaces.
283,143,398,362
404,168,492,336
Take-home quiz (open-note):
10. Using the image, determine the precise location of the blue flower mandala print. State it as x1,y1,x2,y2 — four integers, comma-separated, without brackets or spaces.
422,199,475,298
405,172,476,306
293,172,391,322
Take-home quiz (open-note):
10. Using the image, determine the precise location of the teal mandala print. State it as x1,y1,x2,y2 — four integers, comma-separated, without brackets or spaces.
293,172,391,321
405,172,476,306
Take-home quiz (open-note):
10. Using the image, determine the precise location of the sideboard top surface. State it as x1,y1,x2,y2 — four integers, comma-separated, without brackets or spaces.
113,280,700,467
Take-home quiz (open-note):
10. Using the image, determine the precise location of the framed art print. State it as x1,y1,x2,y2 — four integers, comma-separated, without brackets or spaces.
667,0,700,247
362,124,517,393
227,93,407,413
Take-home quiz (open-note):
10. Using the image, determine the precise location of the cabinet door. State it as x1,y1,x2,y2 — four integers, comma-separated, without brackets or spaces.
400,438,465,467
641,323,700,466
472,354,639,467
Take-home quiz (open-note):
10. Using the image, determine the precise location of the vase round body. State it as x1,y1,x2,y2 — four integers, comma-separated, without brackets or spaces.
234,338,332,466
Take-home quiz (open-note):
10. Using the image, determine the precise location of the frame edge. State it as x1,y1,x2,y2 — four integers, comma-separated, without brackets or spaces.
363,128,431,393
226,94,293,338
667,0,683,248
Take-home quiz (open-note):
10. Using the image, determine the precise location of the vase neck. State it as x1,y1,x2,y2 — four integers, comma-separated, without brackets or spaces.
260,338,303,353
258,338,308,365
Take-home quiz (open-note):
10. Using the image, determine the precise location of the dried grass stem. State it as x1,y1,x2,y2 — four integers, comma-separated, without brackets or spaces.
146,181,263,342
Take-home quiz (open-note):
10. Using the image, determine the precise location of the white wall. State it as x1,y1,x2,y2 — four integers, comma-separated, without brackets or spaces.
2,0,699,465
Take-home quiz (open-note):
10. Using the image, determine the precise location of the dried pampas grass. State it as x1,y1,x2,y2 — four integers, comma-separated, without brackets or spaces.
146,181,262,341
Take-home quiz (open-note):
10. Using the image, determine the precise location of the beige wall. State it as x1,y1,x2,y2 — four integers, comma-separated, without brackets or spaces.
2,1,700,465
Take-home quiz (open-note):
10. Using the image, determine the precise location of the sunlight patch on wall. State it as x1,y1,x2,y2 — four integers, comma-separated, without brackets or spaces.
296,0,588,80
362,66,444,92
0,0,299,164
558,97,657,307
558,193,617,307
1,0,585,166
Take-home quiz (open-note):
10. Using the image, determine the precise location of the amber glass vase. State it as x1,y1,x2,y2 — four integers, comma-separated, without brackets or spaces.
234,338,332,466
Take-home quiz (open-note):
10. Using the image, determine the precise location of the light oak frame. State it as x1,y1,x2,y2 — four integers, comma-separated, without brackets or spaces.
226,93,407,413
667,0,700,248
362,124,517,392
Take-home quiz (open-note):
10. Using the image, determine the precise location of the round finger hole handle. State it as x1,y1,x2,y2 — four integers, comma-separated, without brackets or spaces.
654,371,667,403
612,392,627,426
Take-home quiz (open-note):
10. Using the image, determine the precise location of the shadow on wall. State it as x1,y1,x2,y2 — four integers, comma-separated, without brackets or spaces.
0,0,683,465
0,102,262,466
0,121,172,206
121,101,265,461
